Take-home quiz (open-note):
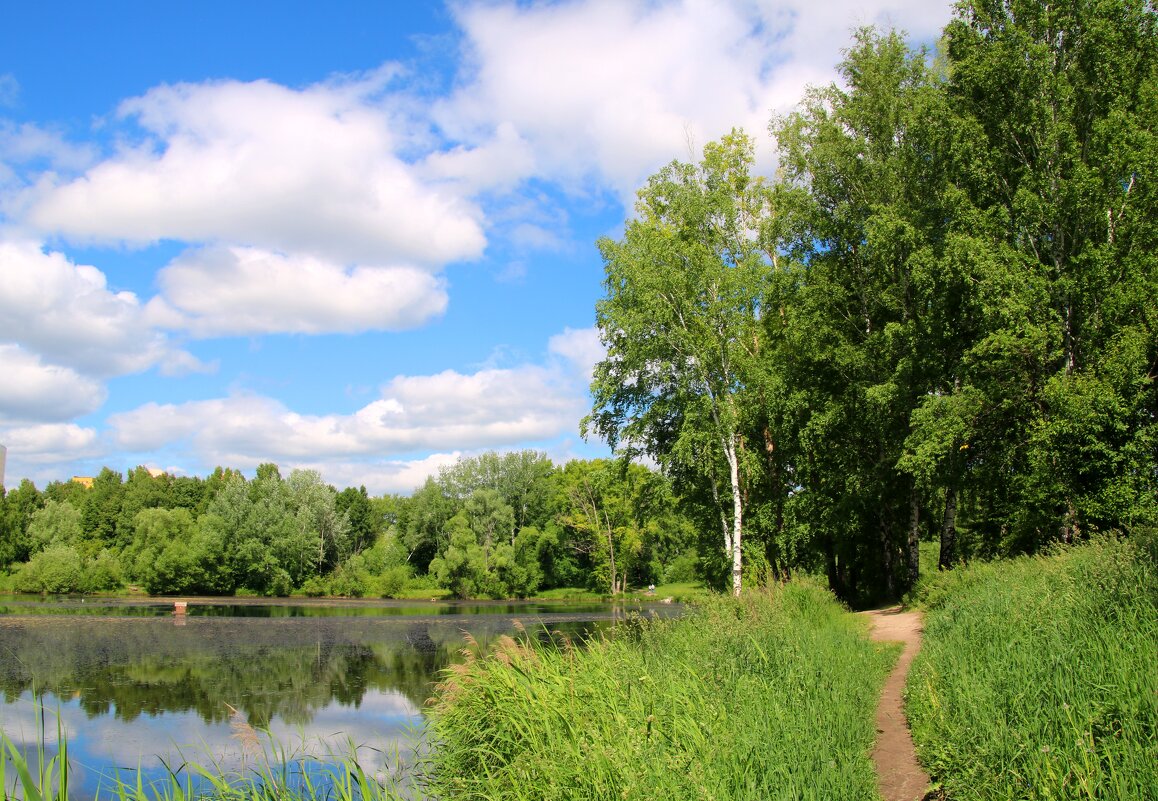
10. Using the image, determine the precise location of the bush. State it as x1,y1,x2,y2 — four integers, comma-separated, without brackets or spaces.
376,565,410,599
14,545,85,594
83,549,123,592
328,559,370,598
662,549,699,584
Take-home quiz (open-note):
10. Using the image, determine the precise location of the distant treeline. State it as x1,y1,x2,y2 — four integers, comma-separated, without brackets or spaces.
0,452,700,598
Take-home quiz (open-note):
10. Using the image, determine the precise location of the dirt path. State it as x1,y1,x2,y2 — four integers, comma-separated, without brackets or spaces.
863,607,932,801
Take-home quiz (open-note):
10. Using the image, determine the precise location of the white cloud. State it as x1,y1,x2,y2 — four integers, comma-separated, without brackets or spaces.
0,240,202,377
294,452,466,495
0,344,106,422
106,333,595,492
0,74,18,108
433,0,953,196
111,361,584,460
0,422,101,464
549,326,604,381
0,120,98,191
154,246,449,336
422,120,535,195
19,78,486,267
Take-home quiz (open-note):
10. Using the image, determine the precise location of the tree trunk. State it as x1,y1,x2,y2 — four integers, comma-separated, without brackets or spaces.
939,486,958,570
725,438,743,597
906,485,920,591
824,535,839,595
708,470,732,558
878,510,896,600
603,508,618,596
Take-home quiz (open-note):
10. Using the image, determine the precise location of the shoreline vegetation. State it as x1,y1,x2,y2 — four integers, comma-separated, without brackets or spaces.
906,535,1158,800
3,538,1153,800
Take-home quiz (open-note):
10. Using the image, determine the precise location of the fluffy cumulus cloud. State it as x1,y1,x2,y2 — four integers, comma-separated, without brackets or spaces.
154,246,449,336
0,423,101,465
432,0,954,195
18,77,486,267
111,366,584,460
548,326,604,382
295,452,466,496
0,240,204,379
105,331,601,493
0,345,107,423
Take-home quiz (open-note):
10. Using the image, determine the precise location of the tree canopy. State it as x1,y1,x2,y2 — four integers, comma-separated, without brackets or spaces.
587,0,1158,604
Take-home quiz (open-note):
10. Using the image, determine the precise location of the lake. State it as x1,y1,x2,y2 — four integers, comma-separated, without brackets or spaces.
0,595,678,798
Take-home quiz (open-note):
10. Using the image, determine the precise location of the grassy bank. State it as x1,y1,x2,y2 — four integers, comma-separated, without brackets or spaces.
907,536,1158,800
0,581,893,800
420,579,896,801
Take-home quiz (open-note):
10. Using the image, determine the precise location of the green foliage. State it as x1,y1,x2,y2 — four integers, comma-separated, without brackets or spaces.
0,478,45,566
328,554,371,598
126,507,202,594
14,545,85,594
429,511,488,599
84,549,124,592
26,500,83,554
907,537,1158,799
574,1,1158,603
375,565,411,599
80,467,125,550
661,549,699,584
421,581,895,800
587,130,774,596
0,455,699,601
335,485,378,555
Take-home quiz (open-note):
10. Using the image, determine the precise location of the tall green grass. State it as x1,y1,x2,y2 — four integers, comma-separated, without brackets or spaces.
420,579,897,801
0,722,407,800
907,536,1158,800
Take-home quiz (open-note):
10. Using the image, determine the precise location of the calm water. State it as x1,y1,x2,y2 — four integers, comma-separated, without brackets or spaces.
0,596,677,798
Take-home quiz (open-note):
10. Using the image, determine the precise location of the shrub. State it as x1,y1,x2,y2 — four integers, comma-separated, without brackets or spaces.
329,559,370,598
83,549,123,592
662,549,699,583
376,565,410,599
14,545,85,594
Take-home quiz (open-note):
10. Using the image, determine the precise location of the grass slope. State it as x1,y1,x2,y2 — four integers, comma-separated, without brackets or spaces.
421,579,897,801
907,536,1158,800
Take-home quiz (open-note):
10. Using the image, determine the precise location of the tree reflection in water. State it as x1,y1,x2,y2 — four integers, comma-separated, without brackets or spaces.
0,612,614,725
0,601,661,796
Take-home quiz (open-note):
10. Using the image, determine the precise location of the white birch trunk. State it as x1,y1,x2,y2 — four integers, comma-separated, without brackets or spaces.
724,437,743,597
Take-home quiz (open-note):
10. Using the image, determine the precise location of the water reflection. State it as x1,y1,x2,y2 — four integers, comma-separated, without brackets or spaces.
0,599,675,798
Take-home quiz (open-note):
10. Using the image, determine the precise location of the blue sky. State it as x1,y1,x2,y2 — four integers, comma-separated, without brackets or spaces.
0,0,952,494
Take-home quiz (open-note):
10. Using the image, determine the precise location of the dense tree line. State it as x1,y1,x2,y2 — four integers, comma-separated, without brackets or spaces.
0,453,699,598
2,1,1151,606
587,0,1158,603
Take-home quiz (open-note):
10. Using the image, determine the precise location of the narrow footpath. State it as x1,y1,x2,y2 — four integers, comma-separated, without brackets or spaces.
863,607,932,801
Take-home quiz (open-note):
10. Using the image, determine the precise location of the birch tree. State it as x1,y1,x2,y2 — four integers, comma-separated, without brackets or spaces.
585,131,773,596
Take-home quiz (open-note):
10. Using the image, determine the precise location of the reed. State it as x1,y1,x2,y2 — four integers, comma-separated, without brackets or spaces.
907,536,1158,800
0,720,407,800
420,578,897,801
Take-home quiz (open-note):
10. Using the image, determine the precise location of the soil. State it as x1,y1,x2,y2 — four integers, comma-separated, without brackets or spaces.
863,606,934,801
